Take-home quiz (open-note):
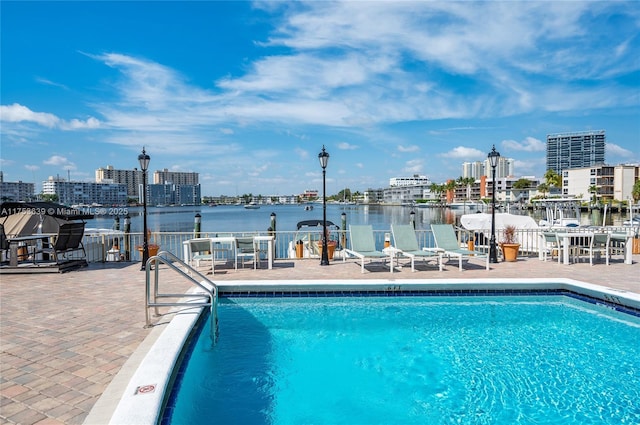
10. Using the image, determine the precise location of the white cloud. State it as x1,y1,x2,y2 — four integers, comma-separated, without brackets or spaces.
0,103,101,130
24,165,39,171
0,103,60,128
501,136,545,152
402,159,423,174
607,143,634,158
440,146,486,160
43,155,76,170
398,145,419,153
337,142,358,150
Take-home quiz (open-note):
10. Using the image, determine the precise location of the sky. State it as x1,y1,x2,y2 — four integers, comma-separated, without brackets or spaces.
1,1,639,197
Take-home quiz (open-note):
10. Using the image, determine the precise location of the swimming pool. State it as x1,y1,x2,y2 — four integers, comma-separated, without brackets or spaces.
162,291,640,425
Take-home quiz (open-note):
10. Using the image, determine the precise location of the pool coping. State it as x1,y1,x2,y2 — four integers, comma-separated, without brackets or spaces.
93,278,640,425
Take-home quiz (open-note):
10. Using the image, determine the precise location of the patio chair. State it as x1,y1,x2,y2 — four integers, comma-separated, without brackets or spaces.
344,225,392,273
579,232,611,266
539,231,560,262
391,224,442,272
36,222,87,264
430,224,489,271
187,238,213,268
0,224,8,262
235,236,258,269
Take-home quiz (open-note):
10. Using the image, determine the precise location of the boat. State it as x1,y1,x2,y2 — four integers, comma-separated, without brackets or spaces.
533,198,581,227
244,202,260,209
287,220,341,259
460,212,540,254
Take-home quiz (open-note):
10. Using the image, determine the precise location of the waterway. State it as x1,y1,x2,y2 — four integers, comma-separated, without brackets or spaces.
85,204,629,234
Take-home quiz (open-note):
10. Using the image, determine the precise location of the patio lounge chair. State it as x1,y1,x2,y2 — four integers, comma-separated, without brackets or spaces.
391,224,442,272
430,224,489,271
37,222,87,264
344,225,392,273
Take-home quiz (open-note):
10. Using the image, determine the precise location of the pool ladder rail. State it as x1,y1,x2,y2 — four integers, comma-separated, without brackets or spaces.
144,250,218,344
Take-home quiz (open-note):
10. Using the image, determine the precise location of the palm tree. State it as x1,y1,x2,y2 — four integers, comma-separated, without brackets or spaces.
588,185,598,205
544,169,561,190
632,180,640,204
537,183,550,199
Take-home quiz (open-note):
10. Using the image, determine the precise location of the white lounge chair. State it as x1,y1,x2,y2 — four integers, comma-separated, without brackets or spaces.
430,224,489,271
344,225,392,273
391,224,442,272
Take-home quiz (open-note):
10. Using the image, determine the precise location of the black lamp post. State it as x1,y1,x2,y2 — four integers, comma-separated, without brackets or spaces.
138,147,150,271
318,145,330,266
488,144,500,264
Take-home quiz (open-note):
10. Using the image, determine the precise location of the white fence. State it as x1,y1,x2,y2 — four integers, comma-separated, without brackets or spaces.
82,226,637,263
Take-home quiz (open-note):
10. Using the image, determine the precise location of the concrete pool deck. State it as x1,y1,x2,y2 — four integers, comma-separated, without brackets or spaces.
1,254,639,424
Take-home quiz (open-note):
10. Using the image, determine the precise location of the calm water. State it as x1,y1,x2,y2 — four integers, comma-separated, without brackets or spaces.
164,295,640,425
85,204,625,233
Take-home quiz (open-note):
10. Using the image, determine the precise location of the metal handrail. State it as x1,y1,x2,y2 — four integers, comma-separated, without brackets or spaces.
144,250,218,343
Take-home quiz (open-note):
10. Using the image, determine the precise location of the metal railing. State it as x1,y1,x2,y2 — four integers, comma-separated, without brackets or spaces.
144,250,218,343
82,226,636,264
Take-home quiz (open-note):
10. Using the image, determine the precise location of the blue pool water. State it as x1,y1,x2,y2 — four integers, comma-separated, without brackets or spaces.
163,295,640,424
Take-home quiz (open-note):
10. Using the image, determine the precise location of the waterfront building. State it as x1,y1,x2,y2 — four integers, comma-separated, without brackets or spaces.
0,172,35,202
462,161,485,179
96,165,143,198
382,175,434,204
483,157,514,179
42,176,127,206
143,183,202,206
546,130,606,175
389,174,430,187
485,176,542,203
153,169,199,186
300,190,318,201
363,188,384,204
563,164,639,203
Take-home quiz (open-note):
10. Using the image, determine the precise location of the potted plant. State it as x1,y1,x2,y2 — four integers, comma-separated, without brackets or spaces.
500,225,520,262
136,230,160,258
317,226,337,260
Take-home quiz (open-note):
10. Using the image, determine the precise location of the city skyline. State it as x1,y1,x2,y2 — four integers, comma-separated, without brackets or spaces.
1,1,639,196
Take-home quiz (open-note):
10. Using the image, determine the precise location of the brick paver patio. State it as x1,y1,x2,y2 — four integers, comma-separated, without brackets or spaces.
1,254,638,424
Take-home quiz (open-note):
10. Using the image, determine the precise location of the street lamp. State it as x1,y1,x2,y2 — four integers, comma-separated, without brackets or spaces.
488,144,500,264
138,147,150,271
318,145,330,266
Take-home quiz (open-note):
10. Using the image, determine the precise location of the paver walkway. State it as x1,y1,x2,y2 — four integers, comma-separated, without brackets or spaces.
1,254,638,424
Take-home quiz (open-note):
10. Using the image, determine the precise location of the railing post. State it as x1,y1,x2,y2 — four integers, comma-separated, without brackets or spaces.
124,214,131,261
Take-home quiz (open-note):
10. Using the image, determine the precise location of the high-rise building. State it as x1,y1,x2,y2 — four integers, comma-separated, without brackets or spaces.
96,165,144,198
43,176,127,206
462,161,485,179
153,169,199,185
483,157,514,179
546,130,605,175
0,172,35,202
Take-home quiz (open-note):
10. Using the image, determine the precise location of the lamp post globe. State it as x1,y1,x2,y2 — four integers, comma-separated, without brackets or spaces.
138,147,150,271
488,145,500,264
318,145,330,266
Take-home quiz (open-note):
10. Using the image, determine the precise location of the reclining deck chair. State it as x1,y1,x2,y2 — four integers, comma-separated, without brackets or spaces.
430,224,489,271
344,225,393,273
391,224,442,272
38,222,87,264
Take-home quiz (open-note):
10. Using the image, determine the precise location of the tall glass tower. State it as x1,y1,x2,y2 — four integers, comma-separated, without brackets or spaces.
546,130,605,174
